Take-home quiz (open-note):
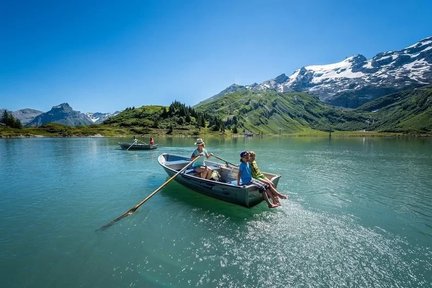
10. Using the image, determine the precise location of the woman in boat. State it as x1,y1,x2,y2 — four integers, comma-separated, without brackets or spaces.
237,151,278,208
191,138,213,179
149,137,155,145
249,151,287,200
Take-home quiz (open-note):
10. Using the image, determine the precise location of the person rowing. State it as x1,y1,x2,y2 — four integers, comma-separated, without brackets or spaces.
190,138,213,179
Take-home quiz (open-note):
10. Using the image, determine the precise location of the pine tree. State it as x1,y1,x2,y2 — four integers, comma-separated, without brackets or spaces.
1,111,22,128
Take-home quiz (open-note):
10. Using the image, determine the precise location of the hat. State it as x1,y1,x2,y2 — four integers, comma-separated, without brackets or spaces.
194,138,205,145
240,151,249,158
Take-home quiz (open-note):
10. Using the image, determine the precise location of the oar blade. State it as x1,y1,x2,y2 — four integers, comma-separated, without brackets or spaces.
96,208,135,231
97,156,200,232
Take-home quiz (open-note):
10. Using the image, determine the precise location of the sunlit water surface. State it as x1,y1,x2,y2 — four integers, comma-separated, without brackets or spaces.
1,137,431,287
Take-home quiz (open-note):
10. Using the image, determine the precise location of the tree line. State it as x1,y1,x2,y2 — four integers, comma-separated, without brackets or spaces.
1,111,22,128
104,101,243,134
159,101,228,132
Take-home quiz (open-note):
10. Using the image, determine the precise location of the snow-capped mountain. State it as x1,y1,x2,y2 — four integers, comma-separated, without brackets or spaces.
85,112,118,124
227,36,432,108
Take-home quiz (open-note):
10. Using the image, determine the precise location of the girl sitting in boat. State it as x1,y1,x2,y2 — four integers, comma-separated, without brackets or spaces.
249,151,287,201
191,138,213,179
237,151,278,208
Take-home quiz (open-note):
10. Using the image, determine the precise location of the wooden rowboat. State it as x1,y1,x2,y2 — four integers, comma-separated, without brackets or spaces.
119,142,158,150
158,153,281,207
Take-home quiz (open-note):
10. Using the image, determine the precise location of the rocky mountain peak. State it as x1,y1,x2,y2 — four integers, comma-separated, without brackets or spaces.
52,103,74,113
28,103,92,127
218,35,432,108
274,73,289,84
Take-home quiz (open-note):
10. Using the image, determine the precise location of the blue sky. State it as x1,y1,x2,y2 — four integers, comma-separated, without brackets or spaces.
1,0,431,113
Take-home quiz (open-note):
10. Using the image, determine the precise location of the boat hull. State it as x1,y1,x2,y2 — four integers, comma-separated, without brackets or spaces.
119,143,158,150
158,153,281,208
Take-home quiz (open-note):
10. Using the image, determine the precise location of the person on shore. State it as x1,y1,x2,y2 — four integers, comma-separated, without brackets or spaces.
249,151,287,201
237,151,278,208
191,138,213,179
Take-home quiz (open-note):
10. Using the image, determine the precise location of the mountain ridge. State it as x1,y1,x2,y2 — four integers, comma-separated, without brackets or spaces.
28,103,94,127
206,36,432,108
195,86,432,134
1,105,116,127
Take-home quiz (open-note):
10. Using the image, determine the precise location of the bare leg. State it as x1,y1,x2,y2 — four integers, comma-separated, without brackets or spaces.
263,190,278,208
195,167,206,178
269,186,283,205
205,168,213,179
269,188,281,206
262,178,287,199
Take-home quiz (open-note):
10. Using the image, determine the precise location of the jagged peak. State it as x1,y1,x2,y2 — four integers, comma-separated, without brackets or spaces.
406,35,432,49
52,103,74,112
274,73,289,84
349,54,367,63
53,102,71,108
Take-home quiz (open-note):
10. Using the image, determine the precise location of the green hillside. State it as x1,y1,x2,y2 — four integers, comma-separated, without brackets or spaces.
358,86,432,133
2,87,431,138
195,90,371,134
103,102,224,135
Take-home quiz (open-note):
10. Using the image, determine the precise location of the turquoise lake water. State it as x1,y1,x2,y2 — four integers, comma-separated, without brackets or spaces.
1,136,431,287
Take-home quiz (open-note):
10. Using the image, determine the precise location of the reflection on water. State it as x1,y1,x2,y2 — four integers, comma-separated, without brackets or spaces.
0,137,431,287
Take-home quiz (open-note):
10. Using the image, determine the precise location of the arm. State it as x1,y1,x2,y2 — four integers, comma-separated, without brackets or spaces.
191,150,198,160
237,171,241,186
204,149,213,158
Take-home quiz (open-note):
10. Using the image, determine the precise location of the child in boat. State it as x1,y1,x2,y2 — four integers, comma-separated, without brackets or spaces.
249,151,287,200
191,138,213,179
237,151,278,208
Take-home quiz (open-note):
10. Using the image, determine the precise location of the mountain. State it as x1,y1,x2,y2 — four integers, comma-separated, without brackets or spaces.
196,90,371,134
1,108,42,125
198,84,248,106
11,109,43,125
195,86,432,134
357,85,432,133
28,103,93,127
208,36,432,108
85,112,118,124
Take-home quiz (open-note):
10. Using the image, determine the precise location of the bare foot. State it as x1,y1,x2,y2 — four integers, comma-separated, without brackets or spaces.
268,203,278,208
279,194,288,199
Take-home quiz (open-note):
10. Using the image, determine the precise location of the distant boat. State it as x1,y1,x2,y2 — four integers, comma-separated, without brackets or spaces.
119,142,158,150
244,131,254,137
158,153,281,207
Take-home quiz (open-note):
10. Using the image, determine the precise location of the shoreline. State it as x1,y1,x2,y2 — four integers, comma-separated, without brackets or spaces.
1,130,431,139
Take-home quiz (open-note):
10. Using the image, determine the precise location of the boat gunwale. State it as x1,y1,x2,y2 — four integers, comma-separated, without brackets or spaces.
119,142,158,150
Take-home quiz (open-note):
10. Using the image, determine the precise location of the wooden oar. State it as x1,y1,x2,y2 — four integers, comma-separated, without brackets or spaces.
212,154,238,167
98,156,199,231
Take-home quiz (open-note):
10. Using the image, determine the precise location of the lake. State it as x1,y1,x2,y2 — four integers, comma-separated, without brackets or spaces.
1,136,431,287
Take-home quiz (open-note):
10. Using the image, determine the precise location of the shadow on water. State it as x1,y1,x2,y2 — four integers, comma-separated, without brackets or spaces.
158,180,270,223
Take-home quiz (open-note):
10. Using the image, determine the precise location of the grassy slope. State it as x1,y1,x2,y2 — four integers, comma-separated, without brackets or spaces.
195,90,370,134
358,86,432,133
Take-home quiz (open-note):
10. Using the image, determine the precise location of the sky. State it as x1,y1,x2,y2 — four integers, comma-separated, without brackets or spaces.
1,0,431,113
